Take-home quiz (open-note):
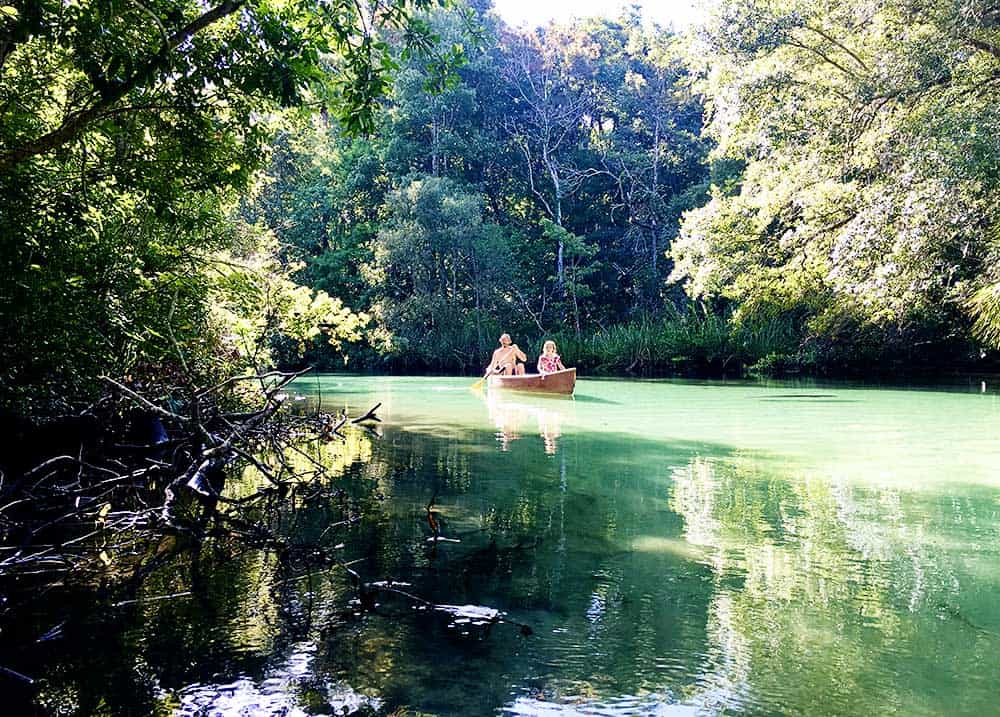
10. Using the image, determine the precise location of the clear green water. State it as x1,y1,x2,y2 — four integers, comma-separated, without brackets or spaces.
12,376,1000,716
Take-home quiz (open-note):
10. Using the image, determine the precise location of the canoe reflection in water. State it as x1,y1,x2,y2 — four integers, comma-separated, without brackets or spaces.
485,392,572,454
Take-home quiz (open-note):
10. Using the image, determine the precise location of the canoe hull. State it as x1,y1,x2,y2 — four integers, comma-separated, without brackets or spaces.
488,368,576,395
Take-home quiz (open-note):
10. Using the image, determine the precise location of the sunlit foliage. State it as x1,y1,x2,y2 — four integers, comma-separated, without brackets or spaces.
246,3,710,372
0,0,457,407
671,0,1000,366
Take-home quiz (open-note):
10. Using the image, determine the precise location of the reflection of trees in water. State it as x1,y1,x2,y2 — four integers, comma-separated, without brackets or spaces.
231,429,376,499
318,430,725,709
669,456,1000,716
30,425,1000,716
21,428,384,716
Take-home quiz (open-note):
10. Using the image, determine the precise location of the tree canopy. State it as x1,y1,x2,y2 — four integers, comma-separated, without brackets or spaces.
0,0,461,407
671,0,1000,365
4,0,1000,404
248,3,711,373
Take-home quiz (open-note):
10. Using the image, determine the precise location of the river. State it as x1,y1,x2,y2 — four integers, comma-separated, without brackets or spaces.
10,376,1000,716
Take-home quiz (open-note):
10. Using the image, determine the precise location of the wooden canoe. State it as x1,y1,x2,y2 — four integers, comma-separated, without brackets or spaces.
487,368,576,395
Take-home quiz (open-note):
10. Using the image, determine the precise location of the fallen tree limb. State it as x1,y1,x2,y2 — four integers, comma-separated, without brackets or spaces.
99,375,192,422
351,402,382,424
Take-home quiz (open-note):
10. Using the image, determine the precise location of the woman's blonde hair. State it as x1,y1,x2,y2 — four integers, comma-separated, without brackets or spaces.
542,340,557,352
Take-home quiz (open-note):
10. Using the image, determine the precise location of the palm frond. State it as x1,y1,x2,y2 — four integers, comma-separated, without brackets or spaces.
969,282,1000,349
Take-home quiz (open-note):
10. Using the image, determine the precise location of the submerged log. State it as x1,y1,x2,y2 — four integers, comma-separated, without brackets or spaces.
350,402,382,424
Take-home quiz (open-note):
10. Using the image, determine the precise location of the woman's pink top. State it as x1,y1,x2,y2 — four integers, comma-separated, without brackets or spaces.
538,354,561,373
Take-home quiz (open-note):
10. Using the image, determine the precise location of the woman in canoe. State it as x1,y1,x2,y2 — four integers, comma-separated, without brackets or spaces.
537,340,566,374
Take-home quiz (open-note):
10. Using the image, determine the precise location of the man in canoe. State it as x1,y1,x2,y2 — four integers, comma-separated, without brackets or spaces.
485,333,527,376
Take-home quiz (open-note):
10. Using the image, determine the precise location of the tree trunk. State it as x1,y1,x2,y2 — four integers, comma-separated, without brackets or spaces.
549,159,565,292
651,117,661,275
431,117,439,176
571,272,581,336
651,221,658,274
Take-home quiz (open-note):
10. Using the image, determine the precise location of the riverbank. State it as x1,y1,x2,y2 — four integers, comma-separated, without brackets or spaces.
276,306,1000,380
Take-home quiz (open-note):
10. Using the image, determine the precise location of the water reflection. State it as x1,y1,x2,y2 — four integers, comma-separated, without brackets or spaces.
11,377,1000,717
503,692,711,715
142,436,1000,716
172,643,381,716
486,392,573,454
669,457,1000,717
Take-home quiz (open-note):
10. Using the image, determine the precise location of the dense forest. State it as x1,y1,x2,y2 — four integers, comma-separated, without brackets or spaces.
3,0,1000,410
3,3,1000,713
